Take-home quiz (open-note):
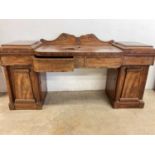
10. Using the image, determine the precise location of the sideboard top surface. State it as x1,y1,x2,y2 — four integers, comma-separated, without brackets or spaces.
1,33,155,56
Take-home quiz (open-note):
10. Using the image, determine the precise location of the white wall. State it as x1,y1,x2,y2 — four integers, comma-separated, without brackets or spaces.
0,19,155,92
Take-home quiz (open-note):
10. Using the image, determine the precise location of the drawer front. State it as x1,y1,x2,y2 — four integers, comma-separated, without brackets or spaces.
85,57,122,68
123,56,154,65
1,56,32,66
33,57,74,72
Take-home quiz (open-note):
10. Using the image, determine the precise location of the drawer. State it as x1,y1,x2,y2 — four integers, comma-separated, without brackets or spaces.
33,57,74,72
123,56,154,65
1,56,32,66
85,57,122,68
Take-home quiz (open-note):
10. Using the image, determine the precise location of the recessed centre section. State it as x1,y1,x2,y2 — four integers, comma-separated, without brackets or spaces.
63,46,81,50
64,47,75,50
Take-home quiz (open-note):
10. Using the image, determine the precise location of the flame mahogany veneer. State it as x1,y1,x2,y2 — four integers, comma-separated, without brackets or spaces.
0,33,155,110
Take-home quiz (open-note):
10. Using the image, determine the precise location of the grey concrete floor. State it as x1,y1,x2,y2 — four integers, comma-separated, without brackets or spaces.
0,90,155,135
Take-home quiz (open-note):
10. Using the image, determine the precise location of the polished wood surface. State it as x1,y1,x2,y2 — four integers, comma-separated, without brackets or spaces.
106,66,149,108
35,33,122,57
0,33,155,110
33,57,74,72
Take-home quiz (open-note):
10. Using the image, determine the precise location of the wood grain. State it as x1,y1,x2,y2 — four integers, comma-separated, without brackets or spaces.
10,68,35,101
106,66,149,108
123,56,154,65
1,56,32,66
33,57,74,72
85,57,122,68
0,33,155,110
3,66,46,110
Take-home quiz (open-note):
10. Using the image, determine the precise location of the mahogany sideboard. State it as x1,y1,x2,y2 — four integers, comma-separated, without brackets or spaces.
0,33,155,110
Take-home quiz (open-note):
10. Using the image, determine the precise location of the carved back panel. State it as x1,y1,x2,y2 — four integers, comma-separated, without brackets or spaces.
40,33,114,46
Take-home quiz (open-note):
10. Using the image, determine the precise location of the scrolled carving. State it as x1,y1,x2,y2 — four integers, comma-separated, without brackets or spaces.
79,34,114,45
40,33,77,45
40,33,114,46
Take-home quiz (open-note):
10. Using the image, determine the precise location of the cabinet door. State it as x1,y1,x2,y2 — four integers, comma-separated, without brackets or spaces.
121,68,141,99
10,67,35,103
120,66,148,101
